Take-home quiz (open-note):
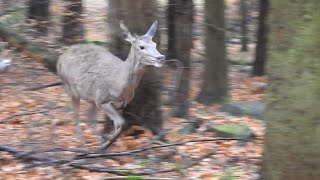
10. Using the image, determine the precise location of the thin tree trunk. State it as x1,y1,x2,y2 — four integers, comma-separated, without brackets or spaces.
28,0,50,35
197,0,228,104
0,0,12,11
106,0,163,136
262,0,320,179
172,0,193,118
166,0,177,59
240,0,248,51
62,0,84,44
252,0,269,76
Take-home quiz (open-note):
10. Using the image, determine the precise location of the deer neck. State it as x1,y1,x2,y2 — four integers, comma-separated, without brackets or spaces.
125,46,146,84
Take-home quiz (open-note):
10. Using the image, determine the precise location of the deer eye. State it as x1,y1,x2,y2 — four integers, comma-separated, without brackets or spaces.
139,46,145,50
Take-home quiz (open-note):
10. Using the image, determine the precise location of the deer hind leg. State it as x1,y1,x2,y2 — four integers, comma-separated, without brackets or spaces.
100,103,125,150
71,97,86,145
87,103,102,143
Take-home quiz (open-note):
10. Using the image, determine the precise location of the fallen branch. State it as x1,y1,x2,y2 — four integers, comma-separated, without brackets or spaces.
0,145,66,165
69,162,177,175
0,137,243,175
0,107,62,122
76,137,243,159
2,110,49,121
0,144,176,175
24,81,63,91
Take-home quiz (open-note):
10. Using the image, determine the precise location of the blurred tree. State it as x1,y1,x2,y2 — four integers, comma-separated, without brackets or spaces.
240,0,248,51
62,0,84,44
106,0,163,136
166,0,177,59
252,0,269,76
0,0,12,12
172,0,193,118
262,0,320,179
197,0,228,104
28,0,50,35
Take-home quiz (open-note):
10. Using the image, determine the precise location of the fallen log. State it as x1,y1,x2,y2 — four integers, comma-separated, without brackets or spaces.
0,22,58,73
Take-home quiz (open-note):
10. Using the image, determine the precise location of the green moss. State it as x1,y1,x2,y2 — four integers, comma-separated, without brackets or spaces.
218,171,237,180
214,123,246,134
210,123,253,139
84,39,109,47
263,1,320,178
125,176,143,180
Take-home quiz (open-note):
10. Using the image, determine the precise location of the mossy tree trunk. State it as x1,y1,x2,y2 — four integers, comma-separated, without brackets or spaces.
62,0,84,44
197,0,228,104
28,0,50,35
252,0,269,76
106,0,163,136
262,0,320,179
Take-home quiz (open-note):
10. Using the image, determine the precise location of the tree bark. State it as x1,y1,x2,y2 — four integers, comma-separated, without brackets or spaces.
166,0,177,59
262,0,320,179
172,0,193,118
62,0,84,44
106,0,163,136
252,0,269,76
197,0,228,104
240,0,248,51
0,22,58,72
28,0,50,35
0,0,12,11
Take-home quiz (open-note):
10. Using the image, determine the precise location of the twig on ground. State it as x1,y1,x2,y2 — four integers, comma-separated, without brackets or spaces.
76,137,243,159
0,109,50,123
0,107,62,122
0,137,243,175
24,81,63,91
0,145,66,165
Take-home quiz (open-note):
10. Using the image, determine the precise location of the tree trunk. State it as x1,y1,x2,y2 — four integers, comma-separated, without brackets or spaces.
262,0,320,179
172,0,193,118
166,0,177,59
0,22,58,72
197,0,228,104
62,0,84,44
0,0,12,11
28,0,50,35
106,0,163,136
252,0,269,76
240,0,248,51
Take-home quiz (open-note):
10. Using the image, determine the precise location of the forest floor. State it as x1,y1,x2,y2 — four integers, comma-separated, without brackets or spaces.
0,38,266,179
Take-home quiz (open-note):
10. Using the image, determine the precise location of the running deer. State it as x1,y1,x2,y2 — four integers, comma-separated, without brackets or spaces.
57,20,165,150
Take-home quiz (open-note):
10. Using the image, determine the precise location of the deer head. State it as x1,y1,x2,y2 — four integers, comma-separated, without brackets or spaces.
120,20,165,67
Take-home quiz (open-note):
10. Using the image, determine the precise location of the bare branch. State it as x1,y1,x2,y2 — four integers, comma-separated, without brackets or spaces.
76,137,243,159
0,107,62,123
24,81,63,91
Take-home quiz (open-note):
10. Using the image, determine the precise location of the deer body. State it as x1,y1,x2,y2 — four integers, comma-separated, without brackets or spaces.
57,44,145,108
57,20,164,150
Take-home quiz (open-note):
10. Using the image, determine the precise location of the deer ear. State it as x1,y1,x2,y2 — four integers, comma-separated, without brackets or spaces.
145,20,158,38
120,20,135,42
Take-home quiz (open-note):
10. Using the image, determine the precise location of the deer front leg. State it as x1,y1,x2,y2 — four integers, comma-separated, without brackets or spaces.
71,97,86,145
100,103,125,150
